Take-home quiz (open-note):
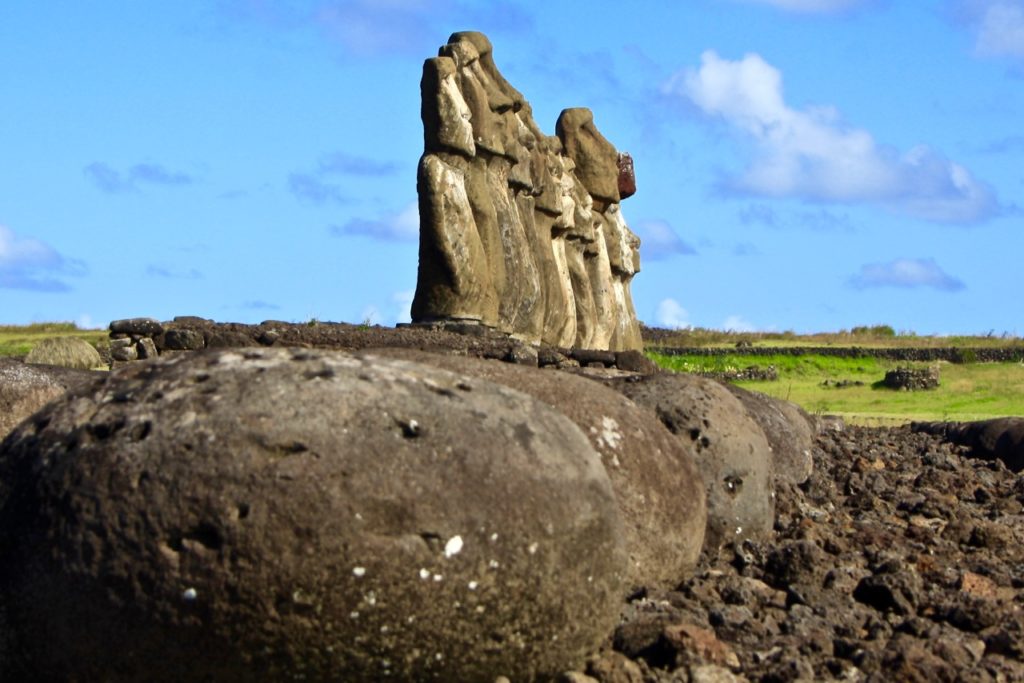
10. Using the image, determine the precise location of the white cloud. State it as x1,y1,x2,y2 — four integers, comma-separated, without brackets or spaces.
957,0,1024,60
360,289,415,326
633,220,697,260
722,315,758,332
665,51,999,224
332,202,419,242
848,257,966,291
392,289,414,324
0,225,82,292
730,0,873,12
76,313,99,330
655,298,692,329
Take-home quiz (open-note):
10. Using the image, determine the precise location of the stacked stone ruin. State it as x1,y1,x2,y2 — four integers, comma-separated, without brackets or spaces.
883,366,940,391
411,31,643,351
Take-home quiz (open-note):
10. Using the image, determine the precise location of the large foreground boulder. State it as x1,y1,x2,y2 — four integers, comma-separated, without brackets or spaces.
607,374,775,557
363,348,706,588
0,358,97,441
0,348,627,682
725,385,815,486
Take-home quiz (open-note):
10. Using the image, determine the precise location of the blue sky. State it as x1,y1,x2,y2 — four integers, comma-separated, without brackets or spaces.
1,1,1021,334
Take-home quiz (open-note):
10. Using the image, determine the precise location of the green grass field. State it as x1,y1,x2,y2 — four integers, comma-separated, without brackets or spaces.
643,324,1024,349
0,322,107,358
649,352,1024,425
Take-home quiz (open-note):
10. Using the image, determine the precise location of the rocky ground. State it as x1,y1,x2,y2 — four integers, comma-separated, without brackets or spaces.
7,321,1024,680
585,424,1024,682
186,322,1024,681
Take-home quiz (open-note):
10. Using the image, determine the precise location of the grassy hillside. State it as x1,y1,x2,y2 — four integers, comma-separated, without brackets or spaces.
642,324,1023,349
649,352,1024,425
0,323,107,358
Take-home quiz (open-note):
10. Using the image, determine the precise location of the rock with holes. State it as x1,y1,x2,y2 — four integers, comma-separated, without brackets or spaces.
361,348,706,587
0,348,627,682
607,373,775,557
724,385,815,486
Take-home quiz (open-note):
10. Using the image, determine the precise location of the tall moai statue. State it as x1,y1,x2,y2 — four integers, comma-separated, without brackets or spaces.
411,31,643,351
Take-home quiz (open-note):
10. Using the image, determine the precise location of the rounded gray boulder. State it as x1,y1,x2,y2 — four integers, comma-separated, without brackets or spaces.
607,373,775,556
725,384,815,486
362,348,707,588
23,336,103,369
0,348,627,682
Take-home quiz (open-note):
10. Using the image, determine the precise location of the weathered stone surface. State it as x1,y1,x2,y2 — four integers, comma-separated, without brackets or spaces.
109,317,163,336
725,385,815,486
0,358,96,441
0,348,627,681
412,31,643,351
203,330,257,349
883,366,939,391
362,348,707,587
161,328,205,351
109,337,138,361
23,336,103,370
607,373,775,556
136,337,159,360
617,153,636,200
912,417,1024,472
556,108,620,205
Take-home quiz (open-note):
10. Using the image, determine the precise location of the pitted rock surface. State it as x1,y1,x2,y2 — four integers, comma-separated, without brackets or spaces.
0,348,627,682
412,31,643,351
362,348,706,587
607,373,775,557
725,384,815,486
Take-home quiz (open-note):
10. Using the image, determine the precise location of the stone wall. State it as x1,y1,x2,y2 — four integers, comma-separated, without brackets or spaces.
105,317,657,373
882,366,940,391
411,31,643,351
652,346,1024,363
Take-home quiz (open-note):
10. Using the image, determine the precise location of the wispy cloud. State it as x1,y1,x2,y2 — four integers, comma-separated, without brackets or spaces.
722,314,758,332
848,257,966,291
241,300,281,311
317,152,401,177
633,220,697,260
287,173,349,204
224,0,532,58
727,0,877,13
0,225,84,292
654,298,692,329
331,201,418,242
977,134,1024,154
665,51,1000,224
740,203,854,231
287,151,400,205
84,162,193,193
953,0,1024,62
145,264,203,280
